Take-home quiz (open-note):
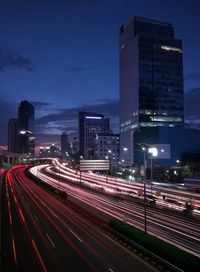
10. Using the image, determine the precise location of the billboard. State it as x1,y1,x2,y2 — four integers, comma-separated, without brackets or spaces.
80,160,109,171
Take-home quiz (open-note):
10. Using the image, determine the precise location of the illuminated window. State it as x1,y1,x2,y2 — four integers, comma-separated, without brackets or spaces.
150,116,182,122
161,45,182,53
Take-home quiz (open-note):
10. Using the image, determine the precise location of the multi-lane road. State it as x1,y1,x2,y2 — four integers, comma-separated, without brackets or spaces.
1,165,156,272
30,162,200,257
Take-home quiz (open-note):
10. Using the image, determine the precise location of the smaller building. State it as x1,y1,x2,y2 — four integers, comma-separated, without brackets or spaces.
133,127,200,166
71,136,79,154
49,144,60,158
39,147,50,158
61,132,70,158
94,133,120,169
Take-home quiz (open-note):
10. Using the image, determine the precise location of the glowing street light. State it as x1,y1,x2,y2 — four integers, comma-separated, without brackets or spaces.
148,147,158,185
148,147,158,157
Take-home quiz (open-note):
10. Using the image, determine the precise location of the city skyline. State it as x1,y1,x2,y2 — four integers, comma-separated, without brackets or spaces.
1,0,200,148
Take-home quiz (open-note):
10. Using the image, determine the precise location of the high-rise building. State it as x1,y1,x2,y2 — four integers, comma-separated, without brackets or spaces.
79,111,110,158
61,132,70,158
18,100,35,155
120,17,184,165
18,100,34,132
8,118,19,153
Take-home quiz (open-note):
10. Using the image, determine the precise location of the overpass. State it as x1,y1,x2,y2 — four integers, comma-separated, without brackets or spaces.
0,150,22,168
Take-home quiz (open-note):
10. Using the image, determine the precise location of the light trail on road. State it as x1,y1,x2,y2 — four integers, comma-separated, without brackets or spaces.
2,165,155,272
30,163,200,257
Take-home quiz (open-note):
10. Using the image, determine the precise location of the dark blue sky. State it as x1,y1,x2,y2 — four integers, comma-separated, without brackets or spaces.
1,0,200,147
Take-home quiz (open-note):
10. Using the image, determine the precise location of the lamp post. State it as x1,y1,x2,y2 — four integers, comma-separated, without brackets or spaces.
79,156,83,185
141,146,158,233
108,150,112,176
141,147,147,233
105,155,109,182
148,147,159,184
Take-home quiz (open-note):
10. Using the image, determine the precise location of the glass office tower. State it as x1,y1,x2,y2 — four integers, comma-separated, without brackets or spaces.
120,17,184,165
79,112,110,159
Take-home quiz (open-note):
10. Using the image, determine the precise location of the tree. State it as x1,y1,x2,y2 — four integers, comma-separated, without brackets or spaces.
181,165,193,178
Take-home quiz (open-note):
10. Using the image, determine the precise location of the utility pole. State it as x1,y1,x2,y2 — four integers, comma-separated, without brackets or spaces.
144,178,147,233
80,170,82,185
142,148,147,234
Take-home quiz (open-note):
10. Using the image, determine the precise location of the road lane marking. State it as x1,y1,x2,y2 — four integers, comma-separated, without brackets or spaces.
14,195,18,203
69,229,83,243
32,239,47,272
109,268,114,272
102,232,158,272
19,208,25,223
12,237,18,267
40,200,45,205
33,214,39,221
46,233,56,248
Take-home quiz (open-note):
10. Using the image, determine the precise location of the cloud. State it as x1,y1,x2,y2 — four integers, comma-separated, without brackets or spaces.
35,99,119,135
66,62,112,74
184,72,200,82
35,133,61,147
32,101,52,110
0,47,34,72
185,87,200,127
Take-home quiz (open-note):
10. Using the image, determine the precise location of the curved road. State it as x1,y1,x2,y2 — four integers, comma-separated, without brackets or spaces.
2,165,156,272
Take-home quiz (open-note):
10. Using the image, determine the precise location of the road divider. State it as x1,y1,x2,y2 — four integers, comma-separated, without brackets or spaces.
108,219,200,272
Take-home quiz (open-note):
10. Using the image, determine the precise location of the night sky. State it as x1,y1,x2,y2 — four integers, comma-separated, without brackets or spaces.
1,0,200,148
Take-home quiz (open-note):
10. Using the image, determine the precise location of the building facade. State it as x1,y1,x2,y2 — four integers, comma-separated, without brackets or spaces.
120,17,184,166
79,111,110,159
94,133,120,167
71,136,79,155
18,100,35,155
8,118,19,153
61,132,70,158
134,127,200,166
39,147,50,158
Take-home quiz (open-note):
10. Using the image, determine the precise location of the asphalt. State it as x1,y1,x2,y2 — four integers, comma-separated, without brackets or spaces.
2,166,157,272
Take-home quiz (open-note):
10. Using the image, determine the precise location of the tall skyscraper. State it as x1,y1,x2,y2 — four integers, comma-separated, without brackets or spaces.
79,111,110,158
8,118,19,153
18,100,35,155
120,17,184,165
18,100,34,132
61,132,70,158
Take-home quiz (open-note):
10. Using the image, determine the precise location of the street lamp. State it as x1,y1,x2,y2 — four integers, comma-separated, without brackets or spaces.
148,147,159,184
141,147,147,233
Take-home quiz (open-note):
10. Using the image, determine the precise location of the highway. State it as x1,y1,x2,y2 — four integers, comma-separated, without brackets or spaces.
1,165,156,272
52,159,200,205
30,163,200,257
